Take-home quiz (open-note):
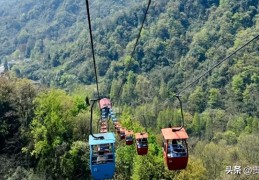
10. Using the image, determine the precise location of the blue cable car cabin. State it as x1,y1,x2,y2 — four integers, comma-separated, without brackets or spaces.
89,133,116,180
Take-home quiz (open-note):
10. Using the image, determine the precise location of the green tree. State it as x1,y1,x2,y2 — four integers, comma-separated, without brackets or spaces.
192,112,202,137
0,77,37,152
157,110,166,129
227,116,246,136
4,59,8,71
116,145,135,179
27,89,75,177
110,79,120,101
238,133,259,164
0,77,17,147
188,86,206,113
200,142,226,179
204,116,213,140
135,75,152,103
60,141,89,178
17,29,30,44
14,79,36,129
175,157,207,180
208,88,221,108
131,153,166,180
121,71,136,104
252,117,259,133
223,130,237,145
231,74,245,101
159,80,168,100
173,109,182,127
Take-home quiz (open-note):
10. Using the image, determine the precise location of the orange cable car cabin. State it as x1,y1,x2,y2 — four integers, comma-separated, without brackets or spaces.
100,128,107,133
115,124,121,134
125,130,134,145
113,121,120,127
161,127,189,170
100,121,107,126
135,132,148,155
100,123,108,133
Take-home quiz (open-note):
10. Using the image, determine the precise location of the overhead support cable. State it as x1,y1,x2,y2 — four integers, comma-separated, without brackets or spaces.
137,34,259,125
85,0,100,99
85,0,104,139
117,0,152,98
170,34,259,131
176,34,259,96
128,0,152,66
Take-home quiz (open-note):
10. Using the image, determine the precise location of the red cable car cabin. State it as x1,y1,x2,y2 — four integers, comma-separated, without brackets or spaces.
100,122,108,133
115,124,121,134
99,98,112,119
100,126,107,133
99,98,112,109
135,132,148,155
100,121,107,126
120,128,126,140
125,130,134,145
113,121,120,127
161,128,189,170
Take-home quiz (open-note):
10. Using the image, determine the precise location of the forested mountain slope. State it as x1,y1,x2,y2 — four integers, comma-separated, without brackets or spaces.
0,0,259,179
1,0,258,101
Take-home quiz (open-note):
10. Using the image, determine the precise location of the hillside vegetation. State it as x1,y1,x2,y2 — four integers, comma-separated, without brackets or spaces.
0,0,259,179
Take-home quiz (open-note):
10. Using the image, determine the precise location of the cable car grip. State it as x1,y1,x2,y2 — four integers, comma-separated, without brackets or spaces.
173,94,185,132
89,98,104,140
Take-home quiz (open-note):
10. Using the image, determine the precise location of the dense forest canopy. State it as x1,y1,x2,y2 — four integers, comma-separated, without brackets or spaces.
0,0,259,179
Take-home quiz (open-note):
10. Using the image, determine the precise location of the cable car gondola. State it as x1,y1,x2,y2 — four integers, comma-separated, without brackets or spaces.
120,127,126,140
100,127,107,133
113,121,120,127
115,123,121,134
161,127,188,170
125,130,134,145
99,98,112,119
135,132,148,155
89,133,116,179
89,98,116,179
110,111,117,123
100,121,108,133
161,95,189,170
